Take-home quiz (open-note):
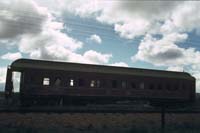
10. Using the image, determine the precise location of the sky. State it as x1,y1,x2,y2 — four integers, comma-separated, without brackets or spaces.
0,0,200,92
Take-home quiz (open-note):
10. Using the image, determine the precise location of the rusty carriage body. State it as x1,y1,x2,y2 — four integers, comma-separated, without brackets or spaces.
5,59,196,106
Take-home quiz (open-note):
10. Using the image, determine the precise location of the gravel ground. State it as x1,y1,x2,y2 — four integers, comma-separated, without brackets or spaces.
0,113,200,133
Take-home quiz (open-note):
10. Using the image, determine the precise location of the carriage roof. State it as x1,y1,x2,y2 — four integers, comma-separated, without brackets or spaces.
10,59,194,80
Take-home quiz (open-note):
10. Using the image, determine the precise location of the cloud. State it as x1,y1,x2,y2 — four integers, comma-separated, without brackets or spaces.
1,52,22,60
0,0,114,68
0,0,85,63
0,0,47,39
16,4,83,57
61,0,182,39
114,19,150,39
110,62,128,67
88,34,102,44
167,66,184,72
31,47,112,65
132,33,189,66
0,67,6,84
19,28,83,53
82,50,112,64
62,0,102,18
171,2,200,33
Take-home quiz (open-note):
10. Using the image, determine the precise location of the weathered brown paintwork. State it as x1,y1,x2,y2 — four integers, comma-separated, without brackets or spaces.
5,59,196,104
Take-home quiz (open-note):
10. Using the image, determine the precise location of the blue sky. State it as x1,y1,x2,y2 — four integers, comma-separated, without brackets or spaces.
1,0,200,92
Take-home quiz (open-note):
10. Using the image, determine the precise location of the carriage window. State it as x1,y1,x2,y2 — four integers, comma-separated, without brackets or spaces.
78,79,84,87
112,80,117,88
54,77,61,86
70,79,74,87
149,84,154,90
166,84,171,90
43,78,50,86
131,82,136,89
97,80,101,88
139,82,145,89
90,80,101,88
90,80,95,87
121,81,127,88
174,84,178,90
157,84,162,90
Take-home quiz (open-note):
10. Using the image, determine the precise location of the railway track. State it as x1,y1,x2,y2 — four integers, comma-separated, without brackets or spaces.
1,104,200,113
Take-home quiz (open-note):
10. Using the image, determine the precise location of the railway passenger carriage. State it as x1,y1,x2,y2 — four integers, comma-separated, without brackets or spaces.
5,59,196,106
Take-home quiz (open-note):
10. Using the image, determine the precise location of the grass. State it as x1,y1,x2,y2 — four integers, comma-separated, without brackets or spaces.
0,113,200,133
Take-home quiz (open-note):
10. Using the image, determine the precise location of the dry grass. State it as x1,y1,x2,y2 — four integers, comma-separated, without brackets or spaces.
0,113,200,133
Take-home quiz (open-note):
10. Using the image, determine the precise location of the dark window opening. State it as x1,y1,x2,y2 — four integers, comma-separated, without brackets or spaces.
30,73,41,85
78,79,84,87
121,81,127,88
112,80,117,88
157,84,162,90
131,82,136,89
139,82,145,89
174,84,178,90
54,77,61,86
97,80,101,88
149,84,154,90
166,84,171,90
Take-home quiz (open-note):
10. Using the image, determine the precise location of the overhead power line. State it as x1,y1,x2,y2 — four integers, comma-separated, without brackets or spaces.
1,7,200,49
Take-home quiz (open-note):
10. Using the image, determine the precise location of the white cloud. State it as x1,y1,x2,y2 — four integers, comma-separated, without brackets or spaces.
39,1,200,45
31,47,112,65
192,72,200,90
171,2,200,33
0,0,85,63
110,62,128,67
1,52,22,60
59,0,103,18
88,34,102,44
60,0,182,39
167,66,184,72
132,33,191,66
133,33,200,67
0,0,114,68
83,50,112,64
0,0,48,39
19,28,83,53
15,3,83,57
0,67,6,84
62,50,112,64
114,19,150,39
